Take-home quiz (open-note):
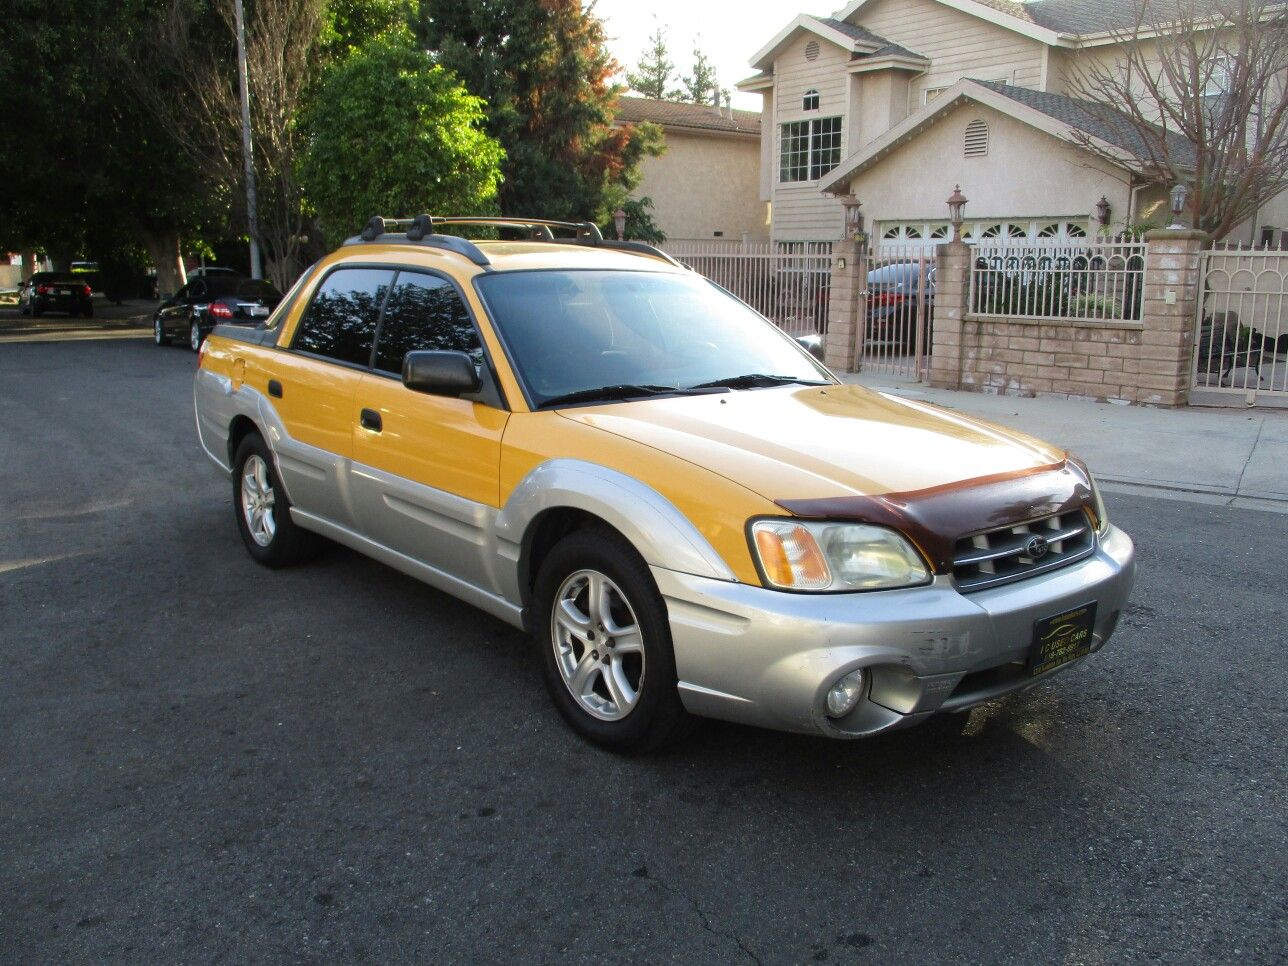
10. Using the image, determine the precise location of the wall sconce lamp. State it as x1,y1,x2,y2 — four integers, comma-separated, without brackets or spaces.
1168,184,1189,228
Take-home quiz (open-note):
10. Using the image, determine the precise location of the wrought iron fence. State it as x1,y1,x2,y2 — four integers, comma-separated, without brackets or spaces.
1193,245,1288,403
661,241,833,337
860,242,935,380
969,240,1146,322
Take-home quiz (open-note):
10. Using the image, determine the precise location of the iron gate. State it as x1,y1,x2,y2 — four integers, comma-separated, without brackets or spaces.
859,241,934,381
1193,247,1288,407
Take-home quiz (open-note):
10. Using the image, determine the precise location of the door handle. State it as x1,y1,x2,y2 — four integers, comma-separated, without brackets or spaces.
360,408,383,432
268,379,282,398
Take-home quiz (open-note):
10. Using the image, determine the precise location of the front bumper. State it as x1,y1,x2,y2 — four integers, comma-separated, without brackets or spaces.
654,524,1135,738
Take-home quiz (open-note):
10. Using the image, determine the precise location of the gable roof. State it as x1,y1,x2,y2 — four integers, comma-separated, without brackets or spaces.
816,17,926,60
972,80,1196,164
1024,0,1288,35
615,96,760,137
750,13,928,69
819,78,1195,193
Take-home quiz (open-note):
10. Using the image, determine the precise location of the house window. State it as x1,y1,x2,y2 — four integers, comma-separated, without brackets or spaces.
930,225,950,239
964,118,989,157
1260,226,1277,247
1204,53,1233,96
924,86,949,105
804,40,820,61
802,88,820,111
779,116,842,182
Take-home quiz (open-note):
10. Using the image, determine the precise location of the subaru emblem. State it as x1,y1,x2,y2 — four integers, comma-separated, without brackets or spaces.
1026,535,1049,559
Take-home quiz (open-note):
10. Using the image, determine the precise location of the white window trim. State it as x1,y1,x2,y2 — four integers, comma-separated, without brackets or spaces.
778,116,843,184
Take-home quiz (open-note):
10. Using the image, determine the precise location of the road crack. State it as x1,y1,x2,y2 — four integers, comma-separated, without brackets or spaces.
646,874,762,964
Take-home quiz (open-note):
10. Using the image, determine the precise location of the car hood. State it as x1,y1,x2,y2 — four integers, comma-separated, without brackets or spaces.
557,383,1066,501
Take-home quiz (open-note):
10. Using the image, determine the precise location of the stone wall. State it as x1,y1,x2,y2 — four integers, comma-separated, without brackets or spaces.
958,318,1144,402
930,228,1207,407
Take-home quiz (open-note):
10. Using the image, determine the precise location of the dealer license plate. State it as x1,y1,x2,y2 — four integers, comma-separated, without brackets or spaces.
1028,602,1097,676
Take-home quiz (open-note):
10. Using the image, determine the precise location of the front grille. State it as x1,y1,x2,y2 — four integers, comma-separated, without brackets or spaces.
952,508,1095,592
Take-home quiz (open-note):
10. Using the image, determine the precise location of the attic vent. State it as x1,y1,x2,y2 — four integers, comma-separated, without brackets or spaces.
964,118,989,157
805,40,820,61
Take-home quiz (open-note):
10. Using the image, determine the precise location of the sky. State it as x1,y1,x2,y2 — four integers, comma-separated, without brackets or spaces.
593,0,825,110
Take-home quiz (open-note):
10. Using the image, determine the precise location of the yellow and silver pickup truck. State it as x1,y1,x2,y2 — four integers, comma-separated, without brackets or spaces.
194,215,1135,752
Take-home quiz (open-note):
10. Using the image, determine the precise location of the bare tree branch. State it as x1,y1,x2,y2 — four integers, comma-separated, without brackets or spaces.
120,0,323,286
1064,0,1288,240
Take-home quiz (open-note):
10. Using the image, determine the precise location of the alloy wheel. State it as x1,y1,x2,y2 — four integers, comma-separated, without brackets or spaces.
190,320,201,352
550,569,645,721
240,454,277,547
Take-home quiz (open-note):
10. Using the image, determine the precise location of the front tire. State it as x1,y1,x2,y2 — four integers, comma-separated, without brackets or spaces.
533,528,693,752
232,434,322,568
154,315,170,346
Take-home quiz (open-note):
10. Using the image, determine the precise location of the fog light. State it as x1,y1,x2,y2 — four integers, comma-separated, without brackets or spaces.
825,669,866,718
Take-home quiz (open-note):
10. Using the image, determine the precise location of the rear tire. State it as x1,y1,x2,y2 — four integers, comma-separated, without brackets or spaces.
532,528,693,753
232,433,322,568
190,319,203,352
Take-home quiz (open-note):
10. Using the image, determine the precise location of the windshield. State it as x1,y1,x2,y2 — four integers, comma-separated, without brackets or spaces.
475,270,832,407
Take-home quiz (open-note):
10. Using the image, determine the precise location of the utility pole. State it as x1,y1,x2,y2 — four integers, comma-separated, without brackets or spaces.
234,0,262,279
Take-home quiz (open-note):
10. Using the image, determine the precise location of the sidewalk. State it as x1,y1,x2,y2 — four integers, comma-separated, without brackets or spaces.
842,372,1288,511
0,299,153,343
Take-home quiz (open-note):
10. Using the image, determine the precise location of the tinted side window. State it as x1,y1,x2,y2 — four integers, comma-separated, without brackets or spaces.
293,267,393,366
373,272,483,375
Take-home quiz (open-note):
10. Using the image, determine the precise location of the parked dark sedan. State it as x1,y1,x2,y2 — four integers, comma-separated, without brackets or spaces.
19,273,94,317
866,260,935,350
153,277,283,351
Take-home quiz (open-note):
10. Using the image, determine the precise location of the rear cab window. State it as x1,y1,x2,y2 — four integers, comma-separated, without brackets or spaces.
291,267,394,366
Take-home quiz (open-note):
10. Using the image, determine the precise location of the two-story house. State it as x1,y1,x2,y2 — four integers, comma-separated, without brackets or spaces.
737,0,1288,248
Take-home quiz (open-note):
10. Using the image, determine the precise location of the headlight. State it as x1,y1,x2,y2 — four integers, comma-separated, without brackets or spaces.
1088,472,1110,535
751,519,931,592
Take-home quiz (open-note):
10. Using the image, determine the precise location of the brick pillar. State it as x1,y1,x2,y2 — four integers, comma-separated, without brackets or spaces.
1139,228,1207,407
929,241,971,390
824,237,866,372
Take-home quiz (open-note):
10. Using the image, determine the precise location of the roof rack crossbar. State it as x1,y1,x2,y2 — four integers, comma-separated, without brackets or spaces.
430,216,603,242
348,215,490,267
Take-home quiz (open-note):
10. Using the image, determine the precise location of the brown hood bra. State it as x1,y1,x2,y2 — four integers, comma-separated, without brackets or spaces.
775,459,1096,575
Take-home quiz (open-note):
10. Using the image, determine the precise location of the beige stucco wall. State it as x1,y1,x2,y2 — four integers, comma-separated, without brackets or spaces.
633,129,769,243
843,101,1135,227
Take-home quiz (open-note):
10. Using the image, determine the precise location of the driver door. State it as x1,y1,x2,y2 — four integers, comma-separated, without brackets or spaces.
349,270,508,589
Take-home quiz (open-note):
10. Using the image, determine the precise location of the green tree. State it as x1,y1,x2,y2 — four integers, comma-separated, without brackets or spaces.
601,197,665,244
419,0,662,222
298,37,504,246
626,28,674,100
320,0,417,59
672,44,725,105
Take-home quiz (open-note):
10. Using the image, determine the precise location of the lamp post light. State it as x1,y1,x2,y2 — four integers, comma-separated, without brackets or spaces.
613,207,627,240
1169,183,1190,228
946,184,968,242
1095,195,1112,231
838,194,865,240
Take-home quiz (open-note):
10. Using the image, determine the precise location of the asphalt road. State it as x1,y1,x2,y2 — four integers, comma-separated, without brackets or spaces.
1,339,1285,964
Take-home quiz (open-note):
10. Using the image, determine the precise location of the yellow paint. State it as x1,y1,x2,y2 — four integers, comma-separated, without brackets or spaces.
353,373,508,507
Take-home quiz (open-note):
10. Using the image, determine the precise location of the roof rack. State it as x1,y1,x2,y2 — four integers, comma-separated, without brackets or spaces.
344,214,682,268
344,216,492,266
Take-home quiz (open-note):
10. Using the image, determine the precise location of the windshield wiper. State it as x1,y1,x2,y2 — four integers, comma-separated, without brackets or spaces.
540,384,680,408
686,373,830,391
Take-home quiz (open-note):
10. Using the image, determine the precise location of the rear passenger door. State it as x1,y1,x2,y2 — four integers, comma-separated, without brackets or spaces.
267,266,393,528
349,270,508,589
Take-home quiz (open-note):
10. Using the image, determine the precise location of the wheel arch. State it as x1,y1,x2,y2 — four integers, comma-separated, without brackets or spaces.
497,459,737,625
226,414,261,468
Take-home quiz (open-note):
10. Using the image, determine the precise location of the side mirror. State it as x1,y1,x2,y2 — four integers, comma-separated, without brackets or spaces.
402,350,481,397
796,333,825,361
